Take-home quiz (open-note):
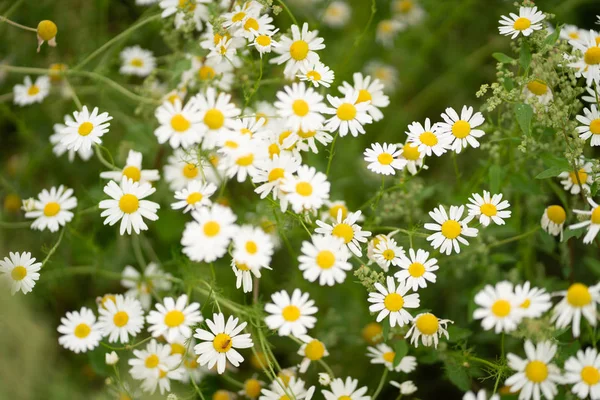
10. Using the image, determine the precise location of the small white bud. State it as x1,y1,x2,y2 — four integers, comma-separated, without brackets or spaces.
318,372,331,386
105,351,119,365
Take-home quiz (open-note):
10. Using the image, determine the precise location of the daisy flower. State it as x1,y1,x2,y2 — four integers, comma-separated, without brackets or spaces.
467,191,512,226
207,37,239,65
365,61,399,93
128,339,183,394
392,0,425,25
315,209,371,257
515,281,552,319
323,89,373,137
100,150,160,184
391,380,418,395
405,312,452,348
322,1,352,28
171,180,217,213
372,237,404,272
250,30,280,57
274,82,327,132
119,46,156,77
98,295,144,343
363,142,404,175
541,205,567,239
121,263,172,310
376,19,405,47
271,22,325,79
405,118,452,156
164,149,219,191
231,257,270,294
568,33,600,87
0,251,42,295
436,106,485,153
193,312,253,375
13,75,50,106
159,0,210,31
280,165,330,213
240,378,264,399
235,13,275,41
321,200,353,222
25,185,77,232
368,276,420,327
559,160,594,195
367,343,417,372
297,62,335,88
463,390,499,400
154,98,204,149
59,106,113,152
498,6,546,39
147,294,203,342
194,87,241,150
396,142,425,175
232,225,274,270
473,281,523,333
424,205,478,255
504,340,562,400
551,282,600,337
36,20,58,51
183,56,234,91
322,377,369,400
298,234,351,286
99,177,160,235
221,2,261,30
253,152,301,202
220,137,266,183
49,117,94,162
260,376,315,400
264,289,318,337
564,347,600,399
576,105,600,146
570,198,600,244
57,307,102,353
181,203,238,262
297,336,329,373
394,248,438,291
560,24,584,42
523,79,553,105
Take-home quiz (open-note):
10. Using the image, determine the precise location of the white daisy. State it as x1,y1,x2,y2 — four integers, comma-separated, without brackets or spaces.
315,209,371,257
49,117,94,162
194,87,241,150
235,13,275,40
436,106,486,153
171,180,217,213
560,24,584,41
322,1,352,28
154,98,204,149
576,105,600,146
264,289,318,337
376,19,405,47
232,225,274,270
406,118,452,156
523,79,554,105
405,312,452,348
394,248,438,291
568,33,600,87
366,343,417,372
541,205,567,239
207,37,239,65
551,282,600,338
221,2,261,31
297,61,335,88
368,276,420,327
324,89,373,137
322,376,369,400
181,203,238,262
364,61,399,93
396,142,425,175
467,191,512,227
182,56,234,92
372,237,404,272
147,294,203,342
163,149,220,191
57,307,102,353
274,82,327,132
298,234,351,286
363,142,404,175
159,0,210,31
564,347,600,400
250,30,281,57
220,136,266,183
0,251,42,295
119,45,156,77
391,380,418,395
392,0,425,26
559,159,594,195
59,106,113,152
260,376,314,400
98,294,145,343
514,281,552,319
128,339,183,394
99,149,160,184
570,198,600,244
99,177,160,235
231,257,269,294
121,263,173,310
253,152,301,203
297,335,329,373
280,165,330,213
25,185,77,232
13,75,50,106
271,22,325,79
424,205,478,255
463,390,499,400
473,281,523,333
498,6,546,39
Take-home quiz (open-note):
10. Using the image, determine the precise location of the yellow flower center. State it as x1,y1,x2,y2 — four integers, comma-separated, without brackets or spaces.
122,166,141,182
520,299,531,309
11,266,27,281
336,103,357,121
268,143,280,158
290,40,309,61
214,390,231,400
584,47,600,65
569,169,588,184
316,250,336,269
268,167,285,182
245,241,258,254
306,70,322,81
232,12,245,22
186,192,203,205
379,20,395,33
329,204,348,220
119,194,139,214
441,220,461,239
37,20,58,41
182,163,198,179
451,120,471,138
244,17,259,31
236,262,251,271
164,310,185,327
170,343,186,355
396,0,413,13
204,109,225,130
282,305,301,321
480,203,497,217
357,89,372,103
491,299,511,317
28,85,40,96
546,205,566,224
569,32,580,39
362,322,382,344
292,99,309,116
304,339,325,360
567,283,592,307
78,122,94,136
513,17,531,31
592,207,600,224
113,311,129,327
298,129,316,138
213,333,233,353
339,396,352,400
198,65,215,80
590,119,600,135
525,360,548,383
130,58,143,67
74,323,91,339
244,379,262,398
145,354,159,368
236,153,254,166
178,0,196,11
581,366,600,385
44,201,61,217
256,35,271,46
332,223,354,243
377,153,394,165
296,181,313,196
402,143,421,160
526,80,548,96
419,131,438,146
203,221,221,237
408,262,425,277
101,294,117,308
384,293,404,311
416,313,439,335
382,249,395,260
3,193,21,213
382,351,396,363
171,114,190,132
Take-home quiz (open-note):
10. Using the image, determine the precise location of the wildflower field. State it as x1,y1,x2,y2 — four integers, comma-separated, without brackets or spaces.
2,0,600,399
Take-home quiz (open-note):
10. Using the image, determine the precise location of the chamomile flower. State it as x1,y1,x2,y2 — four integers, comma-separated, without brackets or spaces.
425,205,478,255
235,14,275,41
363,142,403,175
467,191,512,227
193,312,253,375
321,200,353,223
49,117,94,162
58,307,102,353
368,276,420,327
159,0,210,31
59,106,113,152
551,282,600,337
220,137,266,182
514,282,552,319
463,390,499,400
322,1,352,28
364,61,399,93
297,336,329,373
271,22,325,78
147,294,203,342
372,237,404,272
561,25,584,42
473,281,523,333
541,205,567,239
231,258,270,294
392,0,425,25
287,127,333,155
297,62,335,88
253,152,301,204
298,234,351,286
13,75,50,106
367,343,417,372
36,20,58,52
121,263,172,310
396,142,425,175
322,377,369,400
324,90,373,137
100,150,160,184
504,340,562,400
280,165,330,213
194,87,241,149
568,33,600,87
171,180,217,213
391,380,418,395
155,98,204,149
406,118,452,156
119,46,156,77
0,251,41,295
437,106,486,153
251,30,280,56
98,295,144,343
405,313,452,348
315,209,371,257
558,159,594,195
498,6,546,39
264,289,318,337
99,177,160,235
570,198,600,244
274,82,327,132
181,203,238,262
25,185,77,232
239,377,264,399
128,339,183,394
564,347,600,399
576,105,600,146
523,79,554,105
394,248,438,291
164,149,219,191
232,225,274,270
376,19,405,47
183,56,234,91
207,37,239,65
221,2,261,30
260,376,314,400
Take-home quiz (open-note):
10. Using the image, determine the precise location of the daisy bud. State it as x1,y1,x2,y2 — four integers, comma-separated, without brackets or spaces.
105,351,119,365
36,20,58,52
318,372,331,386
167,395,178,400
21,197,36,212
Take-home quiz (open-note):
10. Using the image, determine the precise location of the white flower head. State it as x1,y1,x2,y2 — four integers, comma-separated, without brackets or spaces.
473,281,523,334
100,150,160,185
98,294,145,343
25,185,77,232
405,312,452,348
324,89,374,137
368,276,420,327
541,205,567,240
280,165,330,213
59,106,112,152
264,289,318,337
498,6,546,39
363,142,404,175
58,307,102,353
394,248,438,291
569,198,600,244
13,75,50,106
406,118,452,157
551,282,600,338
315,209,371,257
120,45,156,77
270,22,325,79
0,251,42,295
367,342,417,372
322,376,369,400
298,234,352,286
147,294,203,342
424,205,478,255
466,191,512,227
564,347,600,400
437,106,485,153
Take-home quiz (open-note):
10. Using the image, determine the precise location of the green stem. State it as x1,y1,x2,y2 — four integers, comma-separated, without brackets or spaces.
276,0,298,26
41,228,66,268
95,144,117,170
325,132,339,176
132,234,147,269
371,368,388,400
0,14,36,32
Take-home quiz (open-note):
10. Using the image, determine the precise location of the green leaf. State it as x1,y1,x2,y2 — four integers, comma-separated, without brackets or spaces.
535,167,566,179
541,153,571,170
520,42,532,70
489,165,504,193
563,228,584,242
492,52,515,63
591,181,599,196
447,326,472,342
514,103,533,136
544,26,561,47
382,322,390,342
393,340,408,367
585,257,600,277
445,360,470,391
